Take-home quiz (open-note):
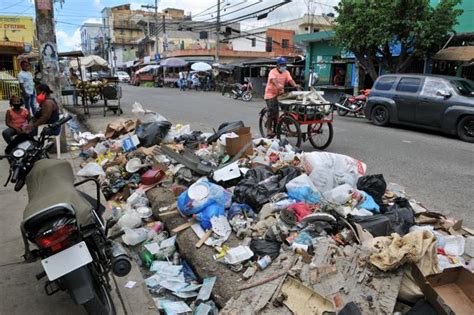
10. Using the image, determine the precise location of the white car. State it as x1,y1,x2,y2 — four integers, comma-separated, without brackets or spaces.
116,71,130,83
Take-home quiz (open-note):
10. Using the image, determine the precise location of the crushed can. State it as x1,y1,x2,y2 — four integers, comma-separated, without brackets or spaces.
257,255,272,270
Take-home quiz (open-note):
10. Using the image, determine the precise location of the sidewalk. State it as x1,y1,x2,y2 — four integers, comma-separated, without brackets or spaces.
0,100,155,315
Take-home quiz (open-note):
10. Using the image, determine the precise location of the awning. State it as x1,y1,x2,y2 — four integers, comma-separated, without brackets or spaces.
70,55,109,70
433,46,474,62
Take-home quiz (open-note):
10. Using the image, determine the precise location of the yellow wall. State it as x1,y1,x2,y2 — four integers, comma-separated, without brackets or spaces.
0,16,35,46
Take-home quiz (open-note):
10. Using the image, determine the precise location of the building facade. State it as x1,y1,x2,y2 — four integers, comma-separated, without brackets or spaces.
0,16,35,71
80,22,103,56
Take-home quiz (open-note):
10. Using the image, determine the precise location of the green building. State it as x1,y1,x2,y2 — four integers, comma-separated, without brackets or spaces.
430,0,474,34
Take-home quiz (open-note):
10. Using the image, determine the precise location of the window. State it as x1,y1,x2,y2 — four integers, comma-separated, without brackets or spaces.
304,27,309,31
251,38,256,47
266,36,272,52
422,78,450,96
451,79,474,96
374,76,397,91
396,77,422,93
313,28,320,33
282,39,289,49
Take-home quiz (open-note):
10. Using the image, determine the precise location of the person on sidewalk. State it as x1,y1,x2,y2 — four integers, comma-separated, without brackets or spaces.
2,95,30,144
264,57,299,137
18,60,37,116
23,84,61,136
179,71,186,91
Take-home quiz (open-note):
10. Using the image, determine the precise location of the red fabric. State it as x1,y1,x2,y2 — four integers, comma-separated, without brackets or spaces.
7,108,29,128
287,202,315,222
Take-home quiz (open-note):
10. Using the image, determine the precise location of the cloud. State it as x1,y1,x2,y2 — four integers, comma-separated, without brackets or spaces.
93,0,104,9
84,18,102,24
56,28,81,51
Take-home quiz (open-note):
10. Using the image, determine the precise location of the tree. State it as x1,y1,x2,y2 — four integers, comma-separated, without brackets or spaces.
334,0,463,81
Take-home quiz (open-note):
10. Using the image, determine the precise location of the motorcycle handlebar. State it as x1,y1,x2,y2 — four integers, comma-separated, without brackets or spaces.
48,114,72,129
11,167,20,183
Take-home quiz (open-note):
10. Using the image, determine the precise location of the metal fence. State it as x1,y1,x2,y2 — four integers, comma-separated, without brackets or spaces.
0,70,21,100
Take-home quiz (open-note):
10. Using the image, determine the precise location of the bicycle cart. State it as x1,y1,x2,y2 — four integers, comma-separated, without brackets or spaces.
102,81,123,116
259,90,334,150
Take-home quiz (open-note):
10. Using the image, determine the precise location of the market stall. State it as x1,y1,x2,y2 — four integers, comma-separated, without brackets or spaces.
159,58,188,87
67,55,122,116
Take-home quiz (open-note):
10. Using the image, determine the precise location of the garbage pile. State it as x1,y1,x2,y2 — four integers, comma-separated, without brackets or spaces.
72,103,474,315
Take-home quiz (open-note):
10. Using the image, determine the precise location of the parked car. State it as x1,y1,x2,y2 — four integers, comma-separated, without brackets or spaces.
366,74,474,142
116,71,130,83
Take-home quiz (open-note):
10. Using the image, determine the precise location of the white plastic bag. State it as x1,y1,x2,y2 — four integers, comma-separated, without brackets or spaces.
117,210,142,229
444,235,465,256
122,227,149,246
322,184,355,205
77,162,105,177
131,102,168,123
163,124,192,143
286,174,321,204
302,152,366,192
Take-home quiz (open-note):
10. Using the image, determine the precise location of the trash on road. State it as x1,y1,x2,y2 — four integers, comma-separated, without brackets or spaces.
73,102,474,313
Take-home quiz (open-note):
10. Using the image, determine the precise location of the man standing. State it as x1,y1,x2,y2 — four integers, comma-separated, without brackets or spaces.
264,57,299,136
18,60,36,115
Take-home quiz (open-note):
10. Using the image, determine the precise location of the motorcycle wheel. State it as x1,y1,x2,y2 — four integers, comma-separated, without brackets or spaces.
337,107,349,116
232,93,239,99
14,178,25,192
242,91,253,102
259,107,268,138
83,281,115,315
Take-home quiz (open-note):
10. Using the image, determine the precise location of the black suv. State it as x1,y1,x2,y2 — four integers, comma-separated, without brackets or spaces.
366,74,474,142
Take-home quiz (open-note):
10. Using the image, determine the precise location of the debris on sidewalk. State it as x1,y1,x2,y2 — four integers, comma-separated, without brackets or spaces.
72,102,474,313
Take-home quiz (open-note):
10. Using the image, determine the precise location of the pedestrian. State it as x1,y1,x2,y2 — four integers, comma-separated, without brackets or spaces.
23,84,61,136
179,71,185,91
264,57,300,137
2,95,30,144
18,60,37,116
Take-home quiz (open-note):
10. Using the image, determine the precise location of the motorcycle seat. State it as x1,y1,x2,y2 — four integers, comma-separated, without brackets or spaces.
23,159,94,228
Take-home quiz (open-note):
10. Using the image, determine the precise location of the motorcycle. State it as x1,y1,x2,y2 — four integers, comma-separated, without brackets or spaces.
232,81,254,102
335,89,371,117
0,117,132,314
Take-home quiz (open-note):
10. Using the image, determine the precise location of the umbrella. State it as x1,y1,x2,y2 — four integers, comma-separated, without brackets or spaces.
70,55,109,70
160,58,188,68
191,62,212,72
136,65,160,74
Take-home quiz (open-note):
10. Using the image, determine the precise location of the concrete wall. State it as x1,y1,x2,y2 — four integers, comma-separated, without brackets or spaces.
232,33,266,52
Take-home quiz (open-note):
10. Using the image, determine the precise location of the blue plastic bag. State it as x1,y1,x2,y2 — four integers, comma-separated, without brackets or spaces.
177,180,230,216
358,191,380,213
195,203,225,230
286,174,321,204
227,203,255,220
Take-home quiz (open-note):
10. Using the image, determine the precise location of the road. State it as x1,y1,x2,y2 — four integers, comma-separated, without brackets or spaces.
90,84,474,227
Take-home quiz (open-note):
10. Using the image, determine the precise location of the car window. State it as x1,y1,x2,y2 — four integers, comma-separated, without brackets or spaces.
374,76,396,91
396,77,421,93
451,79,474,96
421,78,449,96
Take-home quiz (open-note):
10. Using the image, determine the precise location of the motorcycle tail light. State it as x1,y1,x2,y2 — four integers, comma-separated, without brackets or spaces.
35,224,77,253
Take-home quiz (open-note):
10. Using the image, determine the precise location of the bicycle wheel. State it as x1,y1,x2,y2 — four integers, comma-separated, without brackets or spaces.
308,122,333,150
259,108,268,138
277,115,302,148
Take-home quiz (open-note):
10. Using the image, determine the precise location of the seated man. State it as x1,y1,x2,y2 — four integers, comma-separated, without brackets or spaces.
3,95,30,144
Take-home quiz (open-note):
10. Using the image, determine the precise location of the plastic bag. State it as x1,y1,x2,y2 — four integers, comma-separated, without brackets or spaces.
132,102,168,123
302,152,366,192
117,210,142,229
122,227,149,246
77,162,105,177
358,191,380,213
135,121,172,147
357,174,387,210
163,124,192,143
195,204,226,230
177,180,230,216
322,183,354,205
286,174,321,204
249,239,281,260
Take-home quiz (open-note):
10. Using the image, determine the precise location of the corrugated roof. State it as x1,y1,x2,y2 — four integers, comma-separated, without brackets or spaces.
433,46,474,61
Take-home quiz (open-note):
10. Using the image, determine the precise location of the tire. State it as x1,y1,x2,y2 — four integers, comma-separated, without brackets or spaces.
242,91,253,102
83,282,115,315
371,105,390,126
277,115,302,148
457,115,474,143
232,93,239,100
259,108,268,138
14,178,25,192
308,122,334,150
337,107,349,116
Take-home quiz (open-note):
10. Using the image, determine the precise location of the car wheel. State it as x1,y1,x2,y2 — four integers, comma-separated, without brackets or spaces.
457,115,474,143
372,105,390,126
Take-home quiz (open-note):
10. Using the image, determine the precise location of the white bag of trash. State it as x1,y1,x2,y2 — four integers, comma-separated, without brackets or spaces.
302,152,366,192
163,124,192,143
77,162,105,177
322,183,355,205
122,227,149,246
131,102,168,123
118,210,142,229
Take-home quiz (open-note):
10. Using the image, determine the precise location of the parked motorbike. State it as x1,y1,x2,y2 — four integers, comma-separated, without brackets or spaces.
0,117,132,314
232,81,254,102
3,115,72,191
335,89,371,117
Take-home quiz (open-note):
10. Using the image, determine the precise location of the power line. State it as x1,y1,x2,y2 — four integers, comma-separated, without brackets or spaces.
0,0,26,11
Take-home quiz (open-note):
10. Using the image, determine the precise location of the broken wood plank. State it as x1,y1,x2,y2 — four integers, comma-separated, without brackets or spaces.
196,229,213,248
171,220,196,233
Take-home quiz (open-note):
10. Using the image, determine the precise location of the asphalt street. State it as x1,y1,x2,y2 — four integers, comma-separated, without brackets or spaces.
116,84,474,227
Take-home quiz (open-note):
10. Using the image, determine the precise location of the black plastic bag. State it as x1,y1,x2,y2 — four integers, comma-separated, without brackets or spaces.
349,197,415,237
233,166,300,211
136,121,172,147
357,174,387,211
250,239,281,260
206,121,244,144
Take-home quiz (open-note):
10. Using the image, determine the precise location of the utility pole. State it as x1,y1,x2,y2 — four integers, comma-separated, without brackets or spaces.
162,14,166,55
142,1,159,60
215,0,221,62
34,0,61,105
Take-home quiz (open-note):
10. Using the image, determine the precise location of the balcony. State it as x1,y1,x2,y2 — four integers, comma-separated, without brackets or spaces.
113,20,141,30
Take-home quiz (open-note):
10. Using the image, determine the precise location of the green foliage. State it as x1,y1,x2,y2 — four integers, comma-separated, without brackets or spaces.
334,0,463,80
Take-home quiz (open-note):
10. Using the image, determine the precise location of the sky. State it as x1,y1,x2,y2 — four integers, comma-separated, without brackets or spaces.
0,0,338,52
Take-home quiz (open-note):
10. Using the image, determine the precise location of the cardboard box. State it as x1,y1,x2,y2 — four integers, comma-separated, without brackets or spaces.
225,127,253,156
412,266,474,315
